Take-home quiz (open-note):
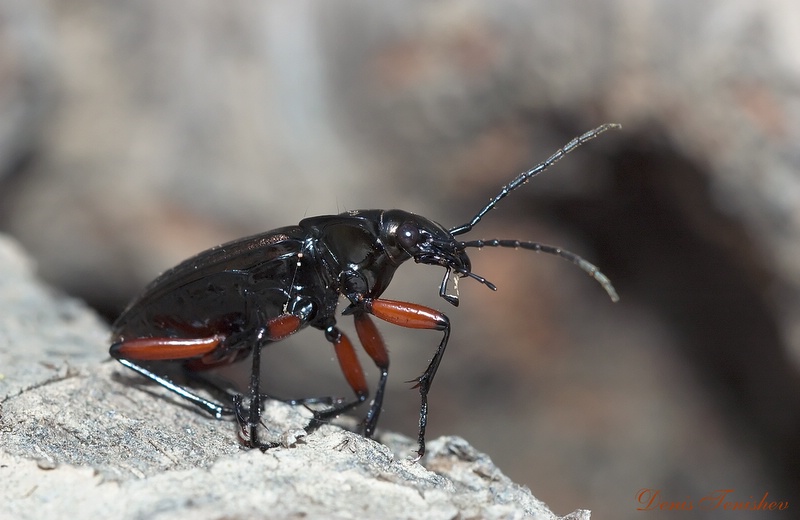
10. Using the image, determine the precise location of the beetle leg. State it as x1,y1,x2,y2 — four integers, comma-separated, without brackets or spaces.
238,330,280,451
240,314,303,450
305,325,370,432
110,336,234,419
351,311,389,439
362,298,450,460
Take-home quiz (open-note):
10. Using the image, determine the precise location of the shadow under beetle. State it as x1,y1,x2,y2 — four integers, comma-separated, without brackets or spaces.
110,124,620,459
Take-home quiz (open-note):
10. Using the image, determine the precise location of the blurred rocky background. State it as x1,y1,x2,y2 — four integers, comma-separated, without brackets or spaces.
1,0,799,517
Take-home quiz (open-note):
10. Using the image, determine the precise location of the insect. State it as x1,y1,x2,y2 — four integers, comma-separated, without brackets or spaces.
110,123,620,458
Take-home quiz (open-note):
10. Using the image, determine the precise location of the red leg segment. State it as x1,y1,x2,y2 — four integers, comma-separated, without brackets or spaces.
111,336,222,361
332,330,369,398
111,314,301,364
365,298,448,331
354,312,389,368
266,314,302,340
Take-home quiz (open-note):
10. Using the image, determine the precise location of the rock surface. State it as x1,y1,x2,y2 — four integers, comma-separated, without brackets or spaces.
0,233,587,519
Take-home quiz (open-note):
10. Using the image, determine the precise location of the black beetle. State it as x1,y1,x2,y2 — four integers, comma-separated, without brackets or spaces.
110,123,620,458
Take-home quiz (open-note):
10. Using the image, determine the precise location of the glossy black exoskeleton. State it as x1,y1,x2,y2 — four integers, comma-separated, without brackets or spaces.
110,124,620,458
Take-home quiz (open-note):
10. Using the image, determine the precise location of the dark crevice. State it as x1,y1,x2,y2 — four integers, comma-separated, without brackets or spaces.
533,124,800,495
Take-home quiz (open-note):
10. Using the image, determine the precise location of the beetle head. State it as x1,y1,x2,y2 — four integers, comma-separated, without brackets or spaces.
381,209,495,306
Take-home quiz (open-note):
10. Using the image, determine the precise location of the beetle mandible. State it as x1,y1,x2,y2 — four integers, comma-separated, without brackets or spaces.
110,123,620,458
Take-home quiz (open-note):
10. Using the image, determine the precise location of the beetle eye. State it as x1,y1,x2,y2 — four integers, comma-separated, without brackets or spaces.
397,222,421,250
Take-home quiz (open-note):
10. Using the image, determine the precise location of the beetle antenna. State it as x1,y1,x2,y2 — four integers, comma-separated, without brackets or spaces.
449,123,620,236
461,239,619,302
